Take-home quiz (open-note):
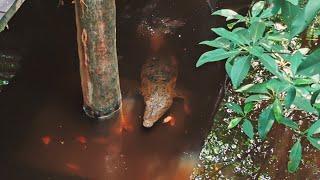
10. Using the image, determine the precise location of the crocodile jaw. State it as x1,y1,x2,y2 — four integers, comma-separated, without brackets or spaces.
142,96,173,128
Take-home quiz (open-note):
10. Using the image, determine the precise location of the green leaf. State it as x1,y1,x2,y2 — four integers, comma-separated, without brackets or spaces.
244,102,254,115
242,119,254,139
307,136,320,150
290,0,320,38
252,1,265,17
266,79,290,93
259,8,275,18
259,53,282,78
235,84,254,93
307,120,320,137
294,93,317,114
212,9,245,21
258,106,275,139
289,51,303,76
199,37,231,49
225,57,234,77
286,0,299,5
233,28,251,45
249,22,266,43
297,48,320,76
267,32,290,42
293,78,314,86
226,102,244,115
211,28,245,45
248,47,281,77
245,83,269,94
288,140,302,173
196,49,240,67
280,118,299,130
230,56,251,89
311,89,320,105
245,94,271,103
269,0,281,15
273,99,283,122
314,103,320,114
280,0,301,26
228,117,242,129
285,87,296,108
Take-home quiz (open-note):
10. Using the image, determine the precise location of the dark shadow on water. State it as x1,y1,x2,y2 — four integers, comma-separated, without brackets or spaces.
0,0,230,179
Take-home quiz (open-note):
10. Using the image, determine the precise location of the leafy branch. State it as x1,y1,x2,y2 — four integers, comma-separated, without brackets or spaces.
197,0,320,173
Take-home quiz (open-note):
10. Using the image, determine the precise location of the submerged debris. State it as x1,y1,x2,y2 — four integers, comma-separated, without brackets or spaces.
0,50,21,91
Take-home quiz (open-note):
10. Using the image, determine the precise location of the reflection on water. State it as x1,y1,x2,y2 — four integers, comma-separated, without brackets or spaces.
0,0,226,179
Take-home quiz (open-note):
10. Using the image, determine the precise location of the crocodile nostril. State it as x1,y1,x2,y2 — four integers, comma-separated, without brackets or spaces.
143,121,154,128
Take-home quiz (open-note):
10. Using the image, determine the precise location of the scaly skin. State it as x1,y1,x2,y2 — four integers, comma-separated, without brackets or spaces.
141,55,178,128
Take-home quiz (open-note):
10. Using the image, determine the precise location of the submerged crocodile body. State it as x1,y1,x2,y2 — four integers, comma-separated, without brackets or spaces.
141,54,178,128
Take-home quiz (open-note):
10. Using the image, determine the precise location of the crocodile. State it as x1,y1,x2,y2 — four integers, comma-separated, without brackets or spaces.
140,54,179,128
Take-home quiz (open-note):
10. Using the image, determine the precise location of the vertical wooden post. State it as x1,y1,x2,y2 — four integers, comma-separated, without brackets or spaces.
75,0,121,119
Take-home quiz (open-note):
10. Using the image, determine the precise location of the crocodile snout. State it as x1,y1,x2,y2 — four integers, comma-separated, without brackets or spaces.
142,97,173,128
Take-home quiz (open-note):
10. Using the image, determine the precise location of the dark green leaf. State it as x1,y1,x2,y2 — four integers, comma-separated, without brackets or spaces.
212,28,245,45
225,57,234,77
199,37,231,49
267,32,290,42
248,47,281,77
286,0,299,5
311,89,320,105
290,0,320,38
297,48,320,76
196,49,240,67
228,117,242,129
252,1,265,17
293,78,314,86
266,79,290,93
280,117,299,130
258,106,275,139
288,140,302,173
242,119,254,139
294,94,317,114
245,94,271,103
307,136,320,150
259,8,275,18
230,56,251,88
244,102,254,115
269,0,281,15
249,22,266,43
285,87,296,108
273,99,283,122
289,51,303,76
280,0,300,26
259,53,282,78
307,120,320,137
226,102,244,115
245,83,269,94
233,28,251,45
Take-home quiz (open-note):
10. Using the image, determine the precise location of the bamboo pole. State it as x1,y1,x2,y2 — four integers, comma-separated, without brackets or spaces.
0,0,26,32
75,0,121,119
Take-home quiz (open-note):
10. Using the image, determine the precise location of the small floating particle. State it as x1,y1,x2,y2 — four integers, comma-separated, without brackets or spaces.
41,136,51,145
163,116,175,126
92,137,108,145
76,136,87,144
66,163,80,171
184,103,192,115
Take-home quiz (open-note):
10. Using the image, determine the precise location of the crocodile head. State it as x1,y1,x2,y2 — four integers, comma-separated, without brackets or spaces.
142,93,173,128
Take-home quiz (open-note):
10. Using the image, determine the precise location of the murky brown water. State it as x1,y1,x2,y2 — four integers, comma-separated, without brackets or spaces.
0,0,235,179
